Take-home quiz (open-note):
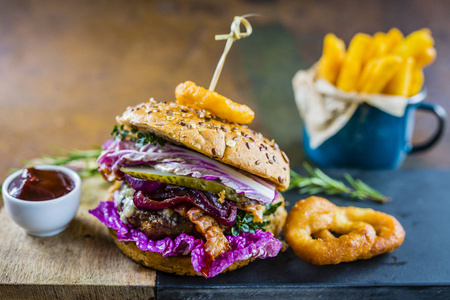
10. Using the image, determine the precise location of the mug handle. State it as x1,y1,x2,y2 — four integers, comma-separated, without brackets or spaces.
410,102,447,153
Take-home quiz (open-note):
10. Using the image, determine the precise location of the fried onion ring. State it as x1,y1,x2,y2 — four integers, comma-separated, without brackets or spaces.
175,81,255,124
284,197,405,265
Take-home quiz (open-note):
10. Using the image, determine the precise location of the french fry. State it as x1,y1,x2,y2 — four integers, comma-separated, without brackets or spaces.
357,58,379,91
360,55,403,94
336,33,371,92
409,68,424,96
362,32,389,64
385,28,404,52
415,47,437,68
392,28,434,58
317,33,346,84
384,57,415,96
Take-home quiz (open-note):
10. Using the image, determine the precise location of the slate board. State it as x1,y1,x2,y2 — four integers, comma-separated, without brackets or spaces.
156,169,450,300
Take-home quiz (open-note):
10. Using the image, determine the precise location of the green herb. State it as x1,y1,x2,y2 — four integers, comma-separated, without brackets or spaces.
135,131,166,148
111,124,138,141
263,201,282,216
21,148,103,178
289,162,389,203
111,125,165,147
231,210,270,237
231,202,281,236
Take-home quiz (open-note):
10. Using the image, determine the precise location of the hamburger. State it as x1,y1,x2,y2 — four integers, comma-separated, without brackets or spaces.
90,83,290,278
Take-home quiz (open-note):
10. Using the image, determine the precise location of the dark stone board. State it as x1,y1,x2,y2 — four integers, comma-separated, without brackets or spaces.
156,168,450,299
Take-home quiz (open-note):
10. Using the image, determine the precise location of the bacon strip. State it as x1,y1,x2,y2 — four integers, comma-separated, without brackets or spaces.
174,204,231,276
187,207,231,259
237,200,265,222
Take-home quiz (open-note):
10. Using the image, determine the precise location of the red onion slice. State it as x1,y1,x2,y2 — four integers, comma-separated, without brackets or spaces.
133,186,237,226
124,173,166,193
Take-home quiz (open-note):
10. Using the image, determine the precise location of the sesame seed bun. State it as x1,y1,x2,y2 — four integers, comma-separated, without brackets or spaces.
116,99,290,190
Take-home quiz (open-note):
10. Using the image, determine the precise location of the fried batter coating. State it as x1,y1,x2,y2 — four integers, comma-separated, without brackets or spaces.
284,197,405,265
175,81,255,124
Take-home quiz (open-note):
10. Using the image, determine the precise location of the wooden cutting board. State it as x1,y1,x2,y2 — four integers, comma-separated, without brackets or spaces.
0,176,155,300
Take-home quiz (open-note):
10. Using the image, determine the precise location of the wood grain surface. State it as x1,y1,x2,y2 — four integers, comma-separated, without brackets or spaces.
1,1,449,297
0,176,155,299
1,0,450,193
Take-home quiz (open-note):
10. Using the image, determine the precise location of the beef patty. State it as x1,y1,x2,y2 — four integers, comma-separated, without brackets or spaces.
124,206,202,240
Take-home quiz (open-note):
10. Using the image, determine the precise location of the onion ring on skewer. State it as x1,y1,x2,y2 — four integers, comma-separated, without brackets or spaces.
175,81,255,124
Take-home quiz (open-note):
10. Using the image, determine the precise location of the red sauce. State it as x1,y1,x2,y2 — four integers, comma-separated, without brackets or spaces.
8,167,74,201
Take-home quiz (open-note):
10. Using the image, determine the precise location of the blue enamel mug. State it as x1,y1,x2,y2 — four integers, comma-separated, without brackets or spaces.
303,90,447,169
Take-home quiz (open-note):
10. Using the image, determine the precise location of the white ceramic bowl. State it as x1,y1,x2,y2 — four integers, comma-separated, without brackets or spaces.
2,165,81,237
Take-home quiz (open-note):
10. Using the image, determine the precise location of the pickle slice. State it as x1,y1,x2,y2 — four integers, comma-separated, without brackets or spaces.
120,166,248,202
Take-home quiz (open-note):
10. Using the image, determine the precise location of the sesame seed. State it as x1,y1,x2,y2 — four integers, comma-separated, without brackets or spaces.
259,146,263,152
278,176,284,183
281,151,290,163
255,160,261,165
273,155,277,162
226,140,236,147
198,122,205,126
245,142,251,149
211,148,217,156
268,160,274,164
179,121,186,126
181,109,188,113
249,137,255,142
186,124,192,129
233,136,239,141
266,153,270,160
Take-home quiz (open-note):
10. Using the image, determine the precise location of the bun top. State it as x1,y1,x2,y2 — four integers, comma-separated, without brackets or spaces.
116,99,290,190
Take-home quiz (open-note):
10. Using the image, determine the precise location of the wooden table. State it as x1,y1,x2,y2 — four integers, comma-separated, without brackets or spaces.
1,1,449,299
1,0,450,182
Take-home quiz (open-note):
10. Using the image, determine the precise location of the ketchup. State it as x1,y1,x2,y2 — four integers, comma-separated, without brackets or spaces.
8,167,74,201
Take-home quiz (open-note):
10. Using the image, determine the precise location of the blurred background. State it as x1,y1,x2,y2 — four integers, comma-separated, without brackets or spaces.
1,0,449,181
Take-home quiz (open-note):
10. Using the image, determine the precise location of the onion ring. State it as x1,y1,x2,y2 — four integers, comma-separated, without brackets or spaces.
284,197,405,265
175,81,255,124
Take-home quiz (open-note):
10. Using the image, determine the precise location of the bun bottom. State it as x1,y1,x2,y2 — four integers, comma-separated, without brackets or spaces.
109,196,287,276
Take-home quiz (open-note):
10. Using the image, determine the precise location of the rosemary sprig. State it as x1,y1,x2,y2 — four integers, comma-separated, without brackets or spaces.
21,148,103,178
289,162,389,203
